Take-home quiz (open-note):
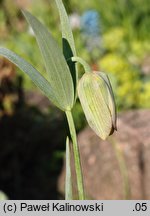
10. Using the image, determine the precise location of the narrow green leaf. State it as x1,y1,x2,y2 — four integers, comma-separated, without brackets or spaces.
55,0,77,98
0,47,63,110
55,0,76,56
65,137,73,200
22,10,74,111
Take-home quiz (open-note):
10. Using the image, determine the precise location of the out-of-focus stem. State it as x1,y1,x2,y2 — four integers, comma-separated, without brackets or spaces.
111,138,131,199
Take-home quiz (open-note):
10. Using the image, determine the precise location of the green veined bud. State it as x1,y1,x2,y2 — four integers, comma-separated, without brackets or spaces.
78,71,117,140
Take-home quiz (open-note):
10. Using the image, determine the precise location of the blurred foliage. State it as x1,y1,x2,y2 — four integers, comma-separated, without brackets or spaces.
0,57,19,116
74,0,150,40
0,0,150,115
99,54,142,109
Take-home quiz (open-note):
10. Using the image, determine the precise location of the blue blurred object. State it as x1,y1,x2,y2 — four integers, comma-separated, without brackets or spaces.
80,10,102,55
81,10,100,37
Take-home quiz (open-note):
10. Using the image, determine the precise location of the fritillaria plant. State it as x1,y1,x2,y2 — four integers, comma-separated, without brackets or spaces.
0,0,117,200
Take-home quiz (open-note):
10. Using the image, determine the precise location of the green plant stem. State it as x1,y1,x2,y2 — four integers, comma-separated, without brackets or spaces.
71,56,92,73
66,110,85,200
111,138,131,199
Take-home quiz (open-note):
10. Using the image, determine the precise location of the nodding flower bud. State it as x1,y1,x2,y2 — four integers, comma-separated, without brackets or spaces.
78,71,117,140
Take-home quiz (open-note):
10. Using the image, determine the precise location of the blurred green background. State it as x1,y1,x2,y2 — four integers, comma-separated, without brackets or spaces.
0,0,150,199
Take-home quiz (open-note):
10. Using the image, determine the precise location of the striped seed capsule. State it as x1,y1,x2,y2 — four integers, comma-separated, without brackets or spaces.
78,71,117,140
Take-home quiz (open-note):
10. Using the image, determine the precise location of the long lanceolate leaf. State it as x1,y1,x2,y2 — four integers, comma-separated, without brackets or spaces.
55,0,76,56
22,10,74,111
55,0,78,98
65,137,73,200
0,47,62,109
